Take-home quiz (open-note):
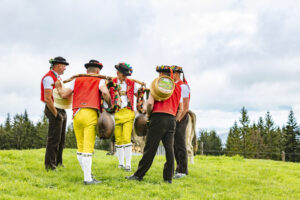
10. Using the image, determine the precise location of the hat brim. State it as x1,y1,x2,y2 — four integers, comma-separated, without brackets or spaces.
52,61,69,66
173,69,183,73
85,63,103,70
115,65,131,76
156,69,170,73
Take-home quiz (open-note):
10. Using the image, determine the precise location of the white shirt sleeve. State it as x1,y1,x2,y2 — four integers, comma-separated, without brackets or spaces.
99,79,106,89
181,84,190,98
68,79,75,91
43,76,54,89
134,83,138,94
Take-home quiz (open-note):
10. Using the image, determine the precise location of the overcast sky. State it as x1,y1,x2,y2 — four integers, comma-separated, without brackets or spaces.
1,0,300,142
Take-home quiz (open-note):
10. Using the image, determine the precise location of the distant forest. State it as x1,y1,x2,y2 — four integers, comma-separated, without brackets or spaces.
198,107,300,162
0,107,299,162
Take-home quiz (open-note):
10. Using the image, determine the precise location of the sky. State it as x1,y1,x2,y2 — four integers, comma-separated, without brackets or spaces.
1,0,300,143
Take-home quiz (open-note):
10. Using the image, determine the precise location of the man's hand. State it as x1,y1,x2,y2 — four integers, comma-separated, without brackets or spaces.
55,80,63,89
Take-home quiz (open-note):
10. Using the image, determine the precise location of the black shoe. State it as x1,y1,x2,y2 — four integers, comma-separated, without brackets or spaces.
45,166,56,171
125,175,143,181
164,179,172,184
118,165,125,169
106,152,115,156
57,164,65,168
84,179,102,185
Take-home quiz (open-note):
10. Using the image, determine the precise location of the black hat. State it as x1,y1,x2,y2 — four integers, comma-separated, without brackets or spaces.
84,60,103,70
115,63,133,76
50,56,69,66
171,65,183,73
156,65,171,73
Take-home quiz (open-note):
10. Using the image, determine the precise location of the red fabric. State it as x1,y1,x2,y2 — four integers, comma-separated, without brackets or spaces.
176,79,190,101
152,83,181,116
72,77,102,111
110,78,135,111
41,70,58,102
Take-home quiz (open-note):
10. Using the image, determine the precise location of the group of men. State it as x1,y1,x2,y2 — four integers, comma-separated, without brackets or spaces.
41,56,191,185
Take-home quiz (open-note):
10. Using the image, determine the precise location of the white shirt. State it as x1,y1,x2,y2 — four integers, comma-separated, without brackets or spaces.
118,79,138,108
175,81,189,103
42,70,61,89
180,84,190,99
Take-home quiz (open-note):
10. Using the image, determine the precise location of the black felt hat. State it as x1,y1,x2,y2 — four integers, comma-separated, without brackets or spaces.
156,65,171,73
84,60,103,70
171,65,183,73
50,56,69,66
115,63,132,76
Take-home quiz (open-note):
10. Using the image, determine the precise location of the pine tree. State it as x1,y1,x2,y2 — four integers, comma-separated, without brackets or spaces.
4,113,11,132
199,129,223,155
239,107,250,157
226,121,242,156
283,109,299,162
65,123,77,148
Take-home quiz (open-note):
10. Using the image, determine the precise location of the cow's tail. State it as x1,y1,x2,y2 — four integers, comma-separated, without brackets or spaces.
188,110,198,154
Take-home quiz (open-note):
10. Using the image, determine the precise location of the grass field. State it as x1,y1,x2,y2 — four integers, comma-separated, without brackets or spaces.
0,149,299,200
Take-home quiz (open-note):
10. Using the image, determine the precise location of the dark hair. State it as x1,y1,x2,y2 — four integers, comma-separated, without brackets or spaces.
161,71,171,76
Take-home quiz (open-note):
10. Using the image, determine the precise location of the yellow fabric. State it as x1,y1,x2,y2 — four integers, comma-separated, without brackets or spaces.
73,108,98,153
114,108,135,145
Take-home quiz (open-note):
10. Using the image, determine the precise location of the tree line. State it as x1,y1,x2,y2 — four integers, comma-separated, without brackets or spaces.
1,108,299,162
0,110,110,151
197,107,300,162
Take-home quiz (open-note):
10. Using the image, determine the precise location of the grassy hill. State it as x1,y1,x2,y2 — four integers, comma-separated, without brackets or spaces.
0,149,299,200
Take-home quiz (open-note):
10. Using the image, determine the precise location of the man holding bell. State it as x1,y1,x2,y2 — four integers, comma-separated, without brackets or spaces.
41,56,69,171
126,65,183,183
172,65,191,179
110,63,138,172
55,60,111,185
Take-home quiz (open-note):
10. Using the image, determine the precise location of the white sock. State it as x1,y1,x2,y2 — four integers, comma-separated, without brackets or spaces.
82,153,93,182
77,152,83,171
124,144,132,168
116,145,124,166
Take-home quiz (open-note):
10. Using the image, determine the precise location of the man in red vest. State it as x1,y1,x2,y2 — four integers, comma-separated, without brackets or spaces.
41,56,69,171
172,65,191,179
126,65,183,183
55,60,111,185
110,63,138,172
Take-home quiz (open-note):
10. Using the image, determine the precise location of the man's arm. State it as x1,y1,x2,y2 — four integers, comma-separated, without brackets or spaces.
55,80,73,98
178,97,189,121
145,94,154,117
100,85,112,108
44,89,57,117
176,102,183,122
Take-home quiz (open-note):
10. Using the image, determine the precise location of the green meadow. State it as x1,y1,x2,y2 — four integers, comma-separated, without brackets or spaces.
0,149,299,200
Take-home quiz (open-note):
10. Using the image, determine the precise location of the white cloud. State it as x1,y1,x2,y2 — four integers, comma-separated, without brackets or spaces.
1,0,300,141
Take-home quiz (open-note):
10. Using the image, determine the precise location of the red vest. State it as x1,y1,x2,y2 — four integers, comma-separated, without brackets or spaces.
40,70,58,102
152,83,181,116
176,79,190,101
110,78,135,111
72,77,102,111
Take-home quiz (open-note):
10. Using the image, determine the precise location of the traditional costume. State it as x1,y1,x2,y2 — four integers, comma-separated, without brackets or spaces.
68,60,105,184
126,65,182,183
110,63,137,171
172,65,191,178
41,56,69,171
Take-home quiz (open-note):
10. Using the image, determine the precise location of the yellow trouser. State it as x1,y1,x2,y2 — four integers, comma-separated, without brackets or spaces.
73,108,98,153
114,108,135,146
